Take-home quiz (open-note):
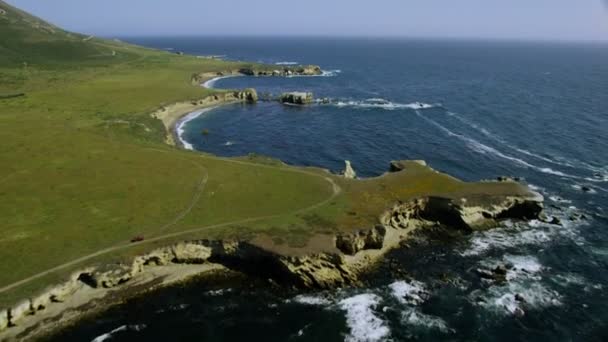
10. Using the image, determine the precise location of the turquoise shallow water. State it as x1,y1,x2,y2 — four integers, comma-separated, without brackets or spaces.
48,38,608,341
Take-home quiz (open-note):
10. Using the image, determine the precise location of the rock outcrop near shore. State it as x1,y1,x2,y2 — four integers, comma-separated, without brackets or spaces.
190,65,322,85
280,92,314,105
342,160,357,179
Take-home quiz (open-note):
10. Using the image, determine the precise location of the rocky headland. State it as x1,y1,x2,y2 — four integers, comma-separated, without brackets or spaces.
0,159,544,341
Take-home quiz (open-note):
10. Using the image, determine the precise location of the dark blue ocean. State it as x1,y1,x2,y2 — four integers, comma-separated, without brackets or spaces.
49,38,608,341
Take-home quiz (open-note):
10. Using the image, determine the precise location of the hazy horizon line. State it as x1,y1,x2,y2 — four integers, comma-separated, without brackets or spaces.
106,34,608,45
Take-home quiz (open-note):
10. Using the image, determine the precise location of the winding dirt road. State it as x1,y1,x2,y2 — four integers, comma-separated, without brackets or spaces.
0,151,341,295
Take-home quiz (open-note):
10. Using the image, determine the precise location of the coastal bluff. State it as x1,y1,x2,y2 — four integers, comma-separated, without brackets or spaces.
0,160,544,340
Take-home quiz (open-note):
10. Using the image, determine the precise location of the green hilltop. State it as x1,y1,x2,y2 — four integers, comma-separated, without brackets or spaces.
0,0,135,67
0,0,534,312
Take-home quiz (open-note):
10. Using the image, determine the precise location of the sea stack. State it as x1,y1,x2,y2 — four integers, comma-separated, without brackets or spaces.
280,92,314,105
342,160,357,179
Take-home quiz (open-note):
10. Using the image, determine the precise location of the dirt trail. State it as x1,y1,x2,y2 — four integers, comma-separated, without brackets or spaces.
0,151,341,295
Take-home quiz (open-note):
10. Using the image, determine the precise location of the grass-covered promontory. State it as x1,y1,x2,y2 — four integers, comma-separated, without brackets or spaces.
0,0,535,309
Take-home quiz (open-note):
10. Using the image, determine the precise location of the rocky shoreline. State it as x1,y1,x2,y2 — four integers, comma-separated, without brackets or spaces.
0,159,543,340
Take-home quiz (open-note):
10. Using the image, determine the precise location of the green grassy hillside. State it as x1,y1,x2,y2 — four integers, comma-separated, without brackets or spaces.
0,0,138,67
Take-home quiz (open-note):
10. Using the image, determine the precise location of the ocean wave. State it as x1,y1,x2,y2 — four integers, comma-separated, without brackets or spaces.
416,111,596,182
91,324,146,342
326,98,440,111
292,294,333,306
176,110,207,150
571,184,598,194
549,195,572,204
388,280,452,332
447,111,608,181
472,255,561,316
206,288,232,296
401,308,451,333
202,75,238,89
480,255,543,282
477,283,562,316
460,216,585,257
339,293,390,342
389,280,428,305
287,69,341,78
275,61,298,65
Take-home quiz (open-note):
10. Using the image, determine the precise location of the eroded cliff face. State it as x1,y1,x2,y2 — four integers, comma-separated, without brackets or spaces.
381,195,543,232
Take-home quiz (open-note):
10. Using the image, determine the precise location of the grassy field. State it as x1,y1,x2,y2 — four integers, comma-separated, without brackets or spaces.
0,0,531,307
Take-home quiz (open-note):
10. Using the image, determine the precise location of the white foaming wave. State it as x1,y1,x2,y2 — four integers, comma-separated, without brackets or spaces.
447,111,608,181
549,195,572,204
475,282,561,316
91,324,146,342
416,111,594,181
206,288,232,296
292,294,332,306
176,109,211,150
286,69,341,78
389,280,428,305
331,99,440,111
275,61,298,65
224,141,235,146
321,69,341,77
481,255,543,282
473,256,561,316
339,293,391,342
447,111,575,166
202,75,238,89
571,184,598,194
388,280,452,332
460,216,585,257
401,308,451,333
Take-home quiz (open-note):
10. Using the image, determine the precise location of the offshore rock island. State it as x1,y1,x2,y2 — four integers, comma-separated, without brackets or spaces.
0,1,547,341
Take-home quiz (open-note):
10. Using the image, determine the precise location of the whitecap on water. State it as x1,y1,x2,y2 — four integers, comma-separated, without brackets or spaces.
460,216,585,257
549,195,572,204
91,324,146,342
292,294,333,306
176,109,211,150
206,288,232,296
401,308,451,333
388,280,452,332
329,98,440,111
201,75,239,89
475,282,561,316
338,293,391,342
286,69,341,77
388,280,428,305
472,256,561,316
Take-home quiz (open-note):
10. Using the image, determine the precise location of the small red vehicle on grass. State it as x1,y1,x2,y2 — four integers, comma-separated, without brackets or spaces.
130,235,145,243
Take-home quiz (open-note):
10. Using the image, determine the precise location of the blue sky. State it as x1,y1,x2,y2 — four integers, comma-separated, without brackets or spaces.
7,0,608,41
